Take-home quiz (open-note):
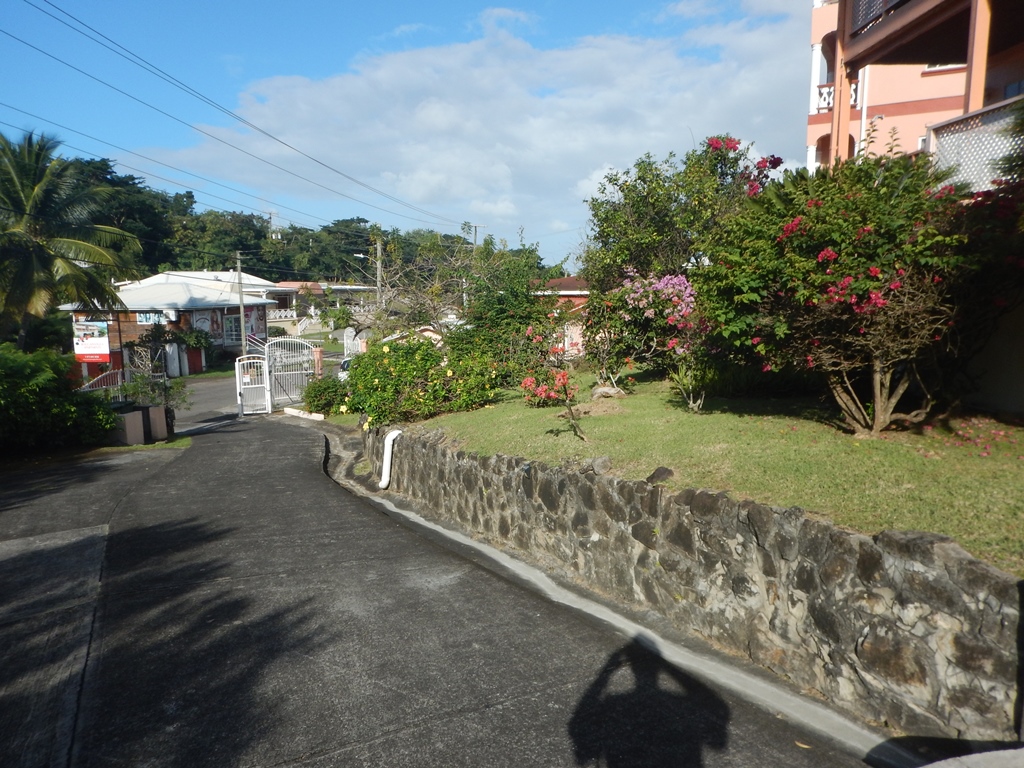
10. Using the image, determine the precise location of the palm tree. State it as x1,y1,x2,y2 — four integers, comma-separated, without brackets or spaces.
0,131,140,346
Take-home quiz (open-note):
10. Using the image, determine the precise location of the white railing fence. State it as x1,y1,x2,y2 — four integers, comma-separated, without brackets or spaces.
929,96,1024,191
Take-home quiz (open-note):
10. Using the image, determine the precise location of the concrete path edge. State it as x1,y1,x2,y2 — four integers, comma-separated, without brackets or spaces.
318,429,934,768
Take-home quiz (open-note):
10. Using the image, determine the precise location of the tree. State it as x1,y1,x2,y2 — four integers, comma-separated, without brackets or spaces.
581,137,781,291
0,132,139,346
72,158,177,274
697,150,967,436
169,210,268,272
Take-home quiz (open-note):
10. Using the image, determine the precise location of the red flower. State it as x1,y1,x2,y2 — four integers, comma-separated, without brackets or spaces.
554,370,570,388
746,181,761,197
724,137,740,151
777,216,804,241
868,266,881,277
751,337,762,345
889,281,902,290
817,248,838,262
707,137,723,150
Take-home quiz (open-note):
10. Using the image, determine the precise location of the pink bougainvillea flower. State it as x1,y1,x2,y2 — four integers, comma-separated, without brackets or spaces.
889,280,902,290
707,137,724,150
724,137,740,151
817,248,838,263
746,181,761,197
751,337,762,345
761,363,772,372
868,266,881,277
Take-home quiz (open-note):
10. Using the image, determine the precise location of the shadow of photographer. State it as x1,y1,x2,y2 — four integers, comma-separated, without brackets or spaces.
569,635,731,768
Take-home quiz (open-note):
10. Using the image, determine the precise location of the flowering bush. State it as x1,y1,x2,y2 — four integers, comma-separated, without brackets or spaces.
698,150,969,435
582,270,701,386
519,326,585,440
311,339,499,424
520,368,579,407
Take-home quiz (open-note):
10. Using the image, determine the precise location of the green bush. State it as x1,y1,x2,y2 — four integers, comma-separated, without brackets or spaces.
303,376,350,416
345,339,499,425
0,343,118,452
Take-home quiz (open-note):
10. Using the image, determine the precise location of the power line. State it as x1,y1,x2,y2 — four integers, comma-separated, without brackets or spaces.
18,0,464,226
0,27,455,228
0,108,413,239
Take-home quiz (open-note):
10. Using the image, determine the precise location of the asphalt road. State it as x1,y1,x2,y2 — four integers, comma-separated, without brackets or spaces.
1,417,878,767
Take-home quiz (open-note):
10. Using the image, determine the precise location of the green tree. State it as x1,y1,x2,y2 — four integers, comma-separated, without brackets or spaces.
697,152,967,436
582,137,781,291
0,132,139,346
72,158,178,273
170,210,268,272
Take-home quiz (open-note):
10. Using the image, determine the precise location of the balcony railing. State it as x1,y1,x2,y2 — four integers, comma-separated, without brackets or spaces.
816,81,860,112
928,96,1024,191
852,0,912,35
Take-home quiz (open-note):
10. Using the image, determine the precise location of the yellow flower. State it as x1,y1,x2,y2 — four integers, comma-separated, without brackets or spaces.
382,345,390,353
340,405,348,414
446,369,453,377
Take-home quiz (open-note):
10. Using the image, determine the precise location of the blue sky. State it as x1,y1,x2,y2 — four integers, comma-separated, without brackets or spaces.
2,0,810,267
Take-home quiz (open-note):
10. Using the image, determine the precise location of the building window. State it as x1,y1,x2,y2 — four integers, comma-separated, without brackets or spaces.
1005,80,1024,100
224,315,242,344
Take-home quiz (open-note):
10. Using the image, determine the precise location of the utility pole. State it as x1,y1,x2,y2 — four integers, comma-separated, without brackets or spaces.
375,239,384,309
236,251,247,356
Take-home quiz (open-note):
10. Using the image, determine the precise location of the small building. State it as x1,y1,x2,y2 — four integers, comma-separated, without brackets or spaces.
67,271,276,381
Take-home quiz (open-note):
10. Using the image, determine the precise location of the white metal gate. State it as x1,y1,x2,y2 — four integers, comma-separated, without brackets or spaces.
265,338,316,407
235,355,271,415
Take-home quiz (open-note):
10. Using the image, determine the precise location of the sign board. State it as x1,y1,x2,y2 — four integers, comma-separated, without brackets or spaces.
136,312,165,325
73,321,111,363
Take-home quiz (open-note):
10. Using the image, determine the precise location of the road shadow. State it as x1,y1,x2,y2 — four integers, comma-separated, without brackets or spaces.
72,518,334,768
568,635,730,767
0,518,333,768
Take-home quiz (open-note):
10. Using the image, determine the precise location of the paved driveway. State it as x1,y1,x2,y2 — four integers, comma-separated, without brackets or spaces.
1,418,871,767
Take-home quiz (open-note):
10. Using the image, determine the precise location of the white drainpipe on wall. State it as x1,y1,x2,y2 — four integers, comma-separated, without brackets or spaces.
378,429,403,490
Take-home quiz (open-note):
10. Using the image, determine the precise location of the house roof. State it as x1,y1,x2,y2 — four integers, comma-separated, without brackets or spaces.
113,281,276,311
137,270,280,291
536,276,589,294
275,281,324,295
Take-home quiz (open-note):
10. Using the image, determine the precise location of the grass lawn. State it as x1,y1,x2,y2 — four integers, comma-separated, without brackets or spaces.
410,380,1024,577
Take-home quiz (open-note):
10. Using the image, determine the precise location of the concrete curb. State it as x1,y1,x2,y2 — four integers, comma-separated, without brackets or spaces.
318,427,931,768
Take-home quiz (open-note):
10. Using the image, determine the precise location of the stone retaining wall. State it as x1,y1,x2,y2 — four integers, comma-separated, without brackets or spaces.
362,427,1022,741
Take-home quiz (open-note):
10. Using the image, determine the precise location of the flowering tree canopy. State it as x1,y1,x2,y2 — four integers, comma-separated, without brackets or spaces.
696,152,969,435
581,137,781,292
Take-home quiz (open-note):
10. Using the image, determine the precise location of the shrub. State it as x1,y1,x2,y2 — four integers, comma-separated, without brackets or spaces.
303,376,350,416
345,340,499,425
0,343,117,451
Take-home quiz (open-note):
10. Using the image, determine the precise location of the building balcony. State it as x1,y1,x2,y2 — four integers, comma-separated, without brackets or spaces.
816,81,860,112
927,95,1024,190
852,0,913,36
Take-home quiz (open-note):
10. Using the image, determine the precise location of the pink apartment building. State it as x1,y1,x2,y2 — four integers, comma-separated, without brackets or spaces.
807,0,1024,414
807,0,968,165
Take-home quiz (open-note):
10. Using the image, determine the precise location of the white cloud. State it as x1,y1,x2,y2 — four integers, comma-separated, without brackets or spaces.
664,1,718,19
153,7,811,262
